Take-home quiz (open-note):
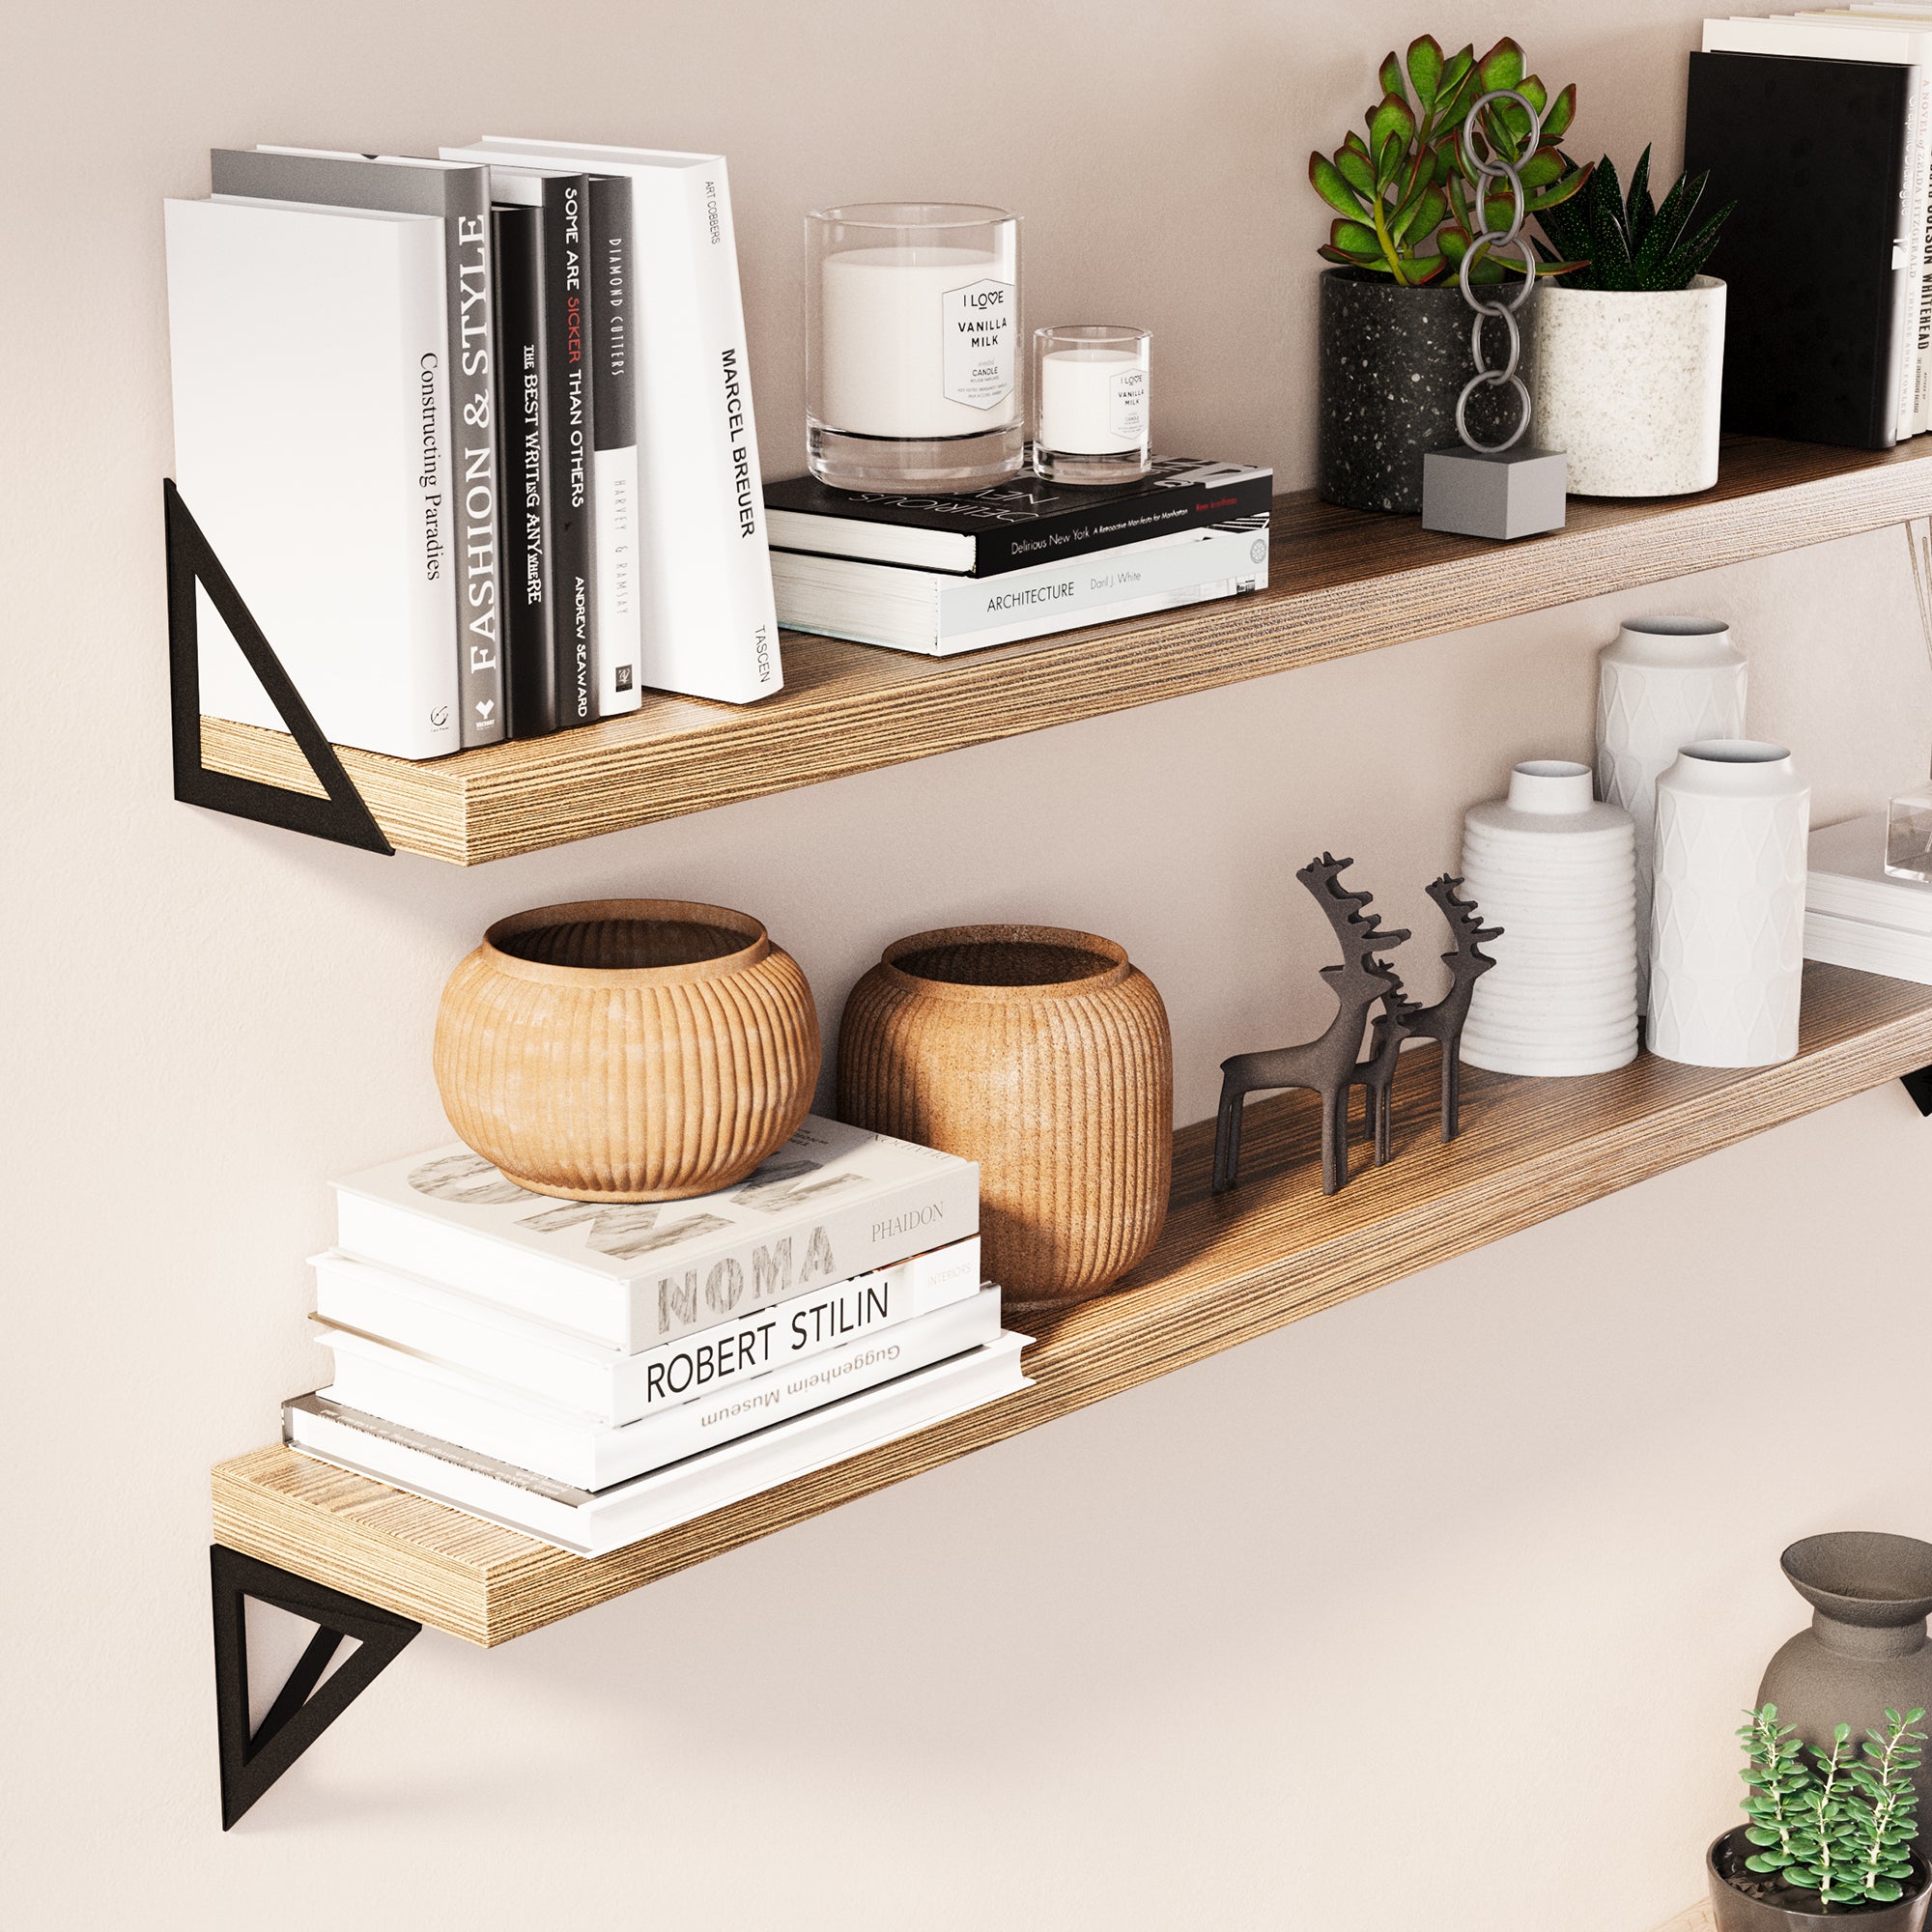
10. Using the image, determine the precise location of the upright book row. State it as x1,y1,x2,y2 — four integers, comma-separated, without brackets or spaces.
166,138,781,763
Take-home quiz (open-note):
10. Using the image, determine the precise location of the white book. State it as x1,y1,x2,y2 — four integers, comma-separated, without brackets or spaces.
1804,903,1932,979
310,1235,982,1423
773,521,1270,656
442,138,781,704
320,1286,1004,1488
1806,810,1932,930
285,1333,1032,1556
164,196,459,758
332,1116,979,1352
1704,17,1930,437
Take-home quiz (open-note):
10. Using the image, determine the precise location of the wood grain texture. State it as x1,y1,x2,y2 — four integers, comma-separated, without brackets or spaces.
433,899,819,1202
212,963,1932,1646
1650,1902,1714,1932
197,436,1932,866
838,925,1174,1306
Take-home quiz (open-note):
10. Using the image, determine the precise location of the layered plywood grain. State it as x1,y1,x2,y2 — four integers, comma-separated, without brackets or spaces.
197,437,1932,865
212,963,1932,1645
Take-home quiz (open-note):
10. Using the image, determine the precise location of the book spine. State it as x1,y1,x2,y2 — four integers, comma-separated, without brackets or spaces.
541,175,597,728
1915,68,1932,434
969,469,1277,574
587,176,642,716
492,206,557,736
406,229,463,746
621,1156,980,1350
449,182,507,745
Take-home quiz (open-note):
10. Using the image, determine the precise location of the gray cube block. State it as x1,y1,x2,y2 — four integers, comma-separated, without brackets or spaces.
1421,445,1568,540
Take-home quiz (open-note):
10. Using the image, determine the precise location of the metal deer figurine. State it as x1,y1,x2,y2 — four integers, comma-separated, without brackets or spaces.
1398,874,1502,1143
1212,855,1410,1198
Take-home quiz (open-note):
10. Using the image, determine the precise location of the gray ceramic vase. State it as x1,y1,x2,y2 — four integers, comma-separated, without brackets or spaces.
1757,1533,1932,1816
1317,268,1539,515
1707,1829,1930,1932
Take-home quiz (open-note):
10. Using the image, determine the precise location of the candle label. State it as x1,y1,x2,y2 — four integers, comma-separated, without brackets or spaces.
941,278,1016,411
1110,366,1149,440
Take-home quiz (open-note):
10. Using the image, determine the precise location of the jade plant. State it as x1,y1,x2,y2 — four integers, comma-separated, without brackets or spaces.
1534,146,1734,291
1737,1703,1926,1910
1309,34,1586,286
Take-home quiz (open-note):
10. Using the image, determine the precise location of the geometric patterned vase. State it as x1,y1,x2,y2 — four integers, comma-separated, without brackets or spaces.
1648,741,1809,1067
1596,617,1747,1012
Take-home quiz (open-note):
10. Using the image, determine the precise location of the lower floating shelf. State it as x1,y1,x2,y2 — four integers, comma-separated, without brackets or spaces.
212,963,1932,1647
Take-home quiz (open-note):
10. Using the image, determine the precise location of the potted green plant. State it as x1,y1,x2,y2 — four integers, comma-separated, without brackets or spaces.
1529,147,1735,497
1710,1704,1932,1929
1309,33,1585,514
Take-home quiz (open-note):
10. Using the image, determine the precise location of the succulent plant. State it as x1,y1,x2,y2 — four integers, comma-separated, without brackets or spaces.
1309,35,1585,287
1534,146,1735,291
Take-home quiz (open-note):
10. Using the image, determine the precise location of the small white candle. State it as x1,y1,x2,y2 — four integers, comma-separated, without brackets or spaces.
819,246,1018,439
1038,347,1148,455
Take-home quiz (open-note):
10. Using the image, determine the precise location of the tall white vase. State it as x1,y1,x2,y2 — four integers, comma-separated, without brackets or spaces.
1648,741,1810,1068
1461,760,1638,1077
1596,616,1748,1012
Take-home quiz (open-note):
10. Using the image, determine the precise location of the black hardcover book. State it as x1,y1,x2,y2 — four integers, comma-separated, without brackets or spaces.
540,174,597,727
1685,50,1910,450
587,173,639,714
763,456,1274,577
493,204,556,738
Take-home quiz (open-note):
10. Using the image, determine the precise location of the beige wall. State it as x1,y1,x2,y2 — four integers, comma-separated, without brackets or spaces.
8,3,1932,1925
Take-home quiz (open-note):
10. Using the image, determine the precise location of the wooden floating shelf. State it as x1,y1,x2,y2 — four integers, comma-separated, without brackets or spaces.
212,962,1932,1647
199,436,1932,866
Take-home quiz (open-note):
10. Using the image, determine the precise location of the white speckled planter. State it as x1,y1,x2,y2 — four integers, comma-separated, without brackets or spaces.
1527,276,1725,497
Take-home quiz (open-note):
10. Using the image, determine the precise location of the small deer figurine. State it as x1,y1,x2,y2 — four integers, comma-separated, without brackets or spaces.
1212,855,1409,1197
1396,875,1501,1144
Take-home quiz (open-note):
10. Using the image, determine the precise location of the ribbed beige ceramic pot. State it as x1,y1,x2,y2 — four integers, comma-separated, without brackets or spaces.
838,924,1172,1309
435,899,820,1202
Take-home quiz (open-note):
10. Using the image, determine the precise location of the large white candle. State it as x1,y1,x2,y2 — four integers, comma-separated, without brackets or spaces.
1038,347,1148,455
819,245,1018,439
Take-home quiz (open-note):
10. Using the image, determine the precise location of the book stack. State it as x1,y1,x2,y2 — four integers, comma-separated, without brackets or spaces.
1690,13,1932,448
287,1118,1029,1556
764,456,1273,656
164,138,781,761
1803,811,1932,980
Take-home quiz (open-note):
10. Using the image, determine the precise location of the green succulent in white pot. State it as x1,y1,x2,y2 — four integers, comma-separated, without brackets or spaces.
1529,148,1736,498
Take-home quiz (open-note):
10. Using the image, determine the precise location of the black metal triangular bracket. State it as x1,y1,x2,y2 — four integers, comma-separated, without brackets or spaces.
1903,1066,1932,1117
165,480,393,854
211,1545,419,1829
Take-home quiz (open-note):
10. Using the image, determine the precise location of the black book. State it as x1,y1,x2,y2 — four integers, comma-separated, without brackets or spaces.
586,174,640,714
540,174,597,726
1684,50,1911,451
763,456,1274,577
493,204,556,738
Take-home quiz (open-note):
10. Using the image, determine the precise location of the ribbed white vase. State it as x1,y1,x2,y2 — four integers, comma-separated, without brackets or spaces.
1461,760,1639,1076
1596,616,1748,1012
1649,741,1810,1067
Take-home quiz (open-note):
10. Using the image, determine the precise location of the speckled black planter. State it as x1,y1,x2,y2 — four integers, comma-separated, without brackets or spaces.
1318,269,1538,515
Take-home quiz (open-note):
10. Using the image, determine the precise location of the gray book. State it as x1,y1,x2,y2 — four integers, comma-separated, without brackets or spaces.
210,148,507,746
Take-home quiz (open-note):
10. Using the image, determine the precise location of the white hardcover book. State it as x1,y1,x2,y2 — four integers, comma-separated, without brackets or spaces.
332,1116,979,1352
320,1286,1003,1488
1705,18,1930,438
1806,810,1932,930
164,196,459,759
310,1235,983,1423
1804,903,1932,979
442,139,781,704
285,1333,1032,1556
772,521,1269,656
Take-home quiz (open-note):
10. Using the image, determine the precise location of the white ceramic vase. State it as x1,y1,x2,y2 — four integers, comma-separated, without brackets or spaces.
1460,760,1639,1077
1649,740,1810,1068
1529,276,1725,497
1596,616,1748,1011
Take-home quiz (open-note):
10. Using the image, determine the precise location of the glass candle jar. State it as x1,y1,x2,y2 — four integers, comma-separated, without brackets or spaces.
1032,326,1151,485
806,202,1023,495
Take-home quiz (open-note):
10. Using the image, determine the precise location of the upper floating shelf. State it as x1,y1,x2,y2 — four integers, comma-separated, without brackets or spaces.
211,962,1932,1645
199,436,1932,865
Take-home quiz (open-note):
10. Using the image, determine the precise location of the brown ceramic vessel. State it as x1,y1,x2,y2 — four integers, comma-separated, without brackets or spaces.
838,923,1172,1308
434,898,820,1202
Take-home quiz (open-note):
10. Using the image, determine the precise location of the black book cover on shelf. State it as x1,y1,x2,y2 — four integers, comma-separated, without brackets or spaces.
1685,50,1910,451
763,456,1274,576
540,173,597,726
586,173,640,715
493,204,556,738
